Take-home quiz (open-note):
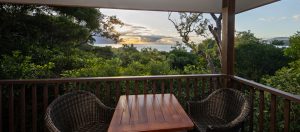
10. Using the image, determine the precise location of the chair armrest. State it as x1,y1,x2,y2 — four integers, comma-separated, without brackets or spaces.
206,103,250,132
95,99,115,123
187,101,208,117
102,107,115,123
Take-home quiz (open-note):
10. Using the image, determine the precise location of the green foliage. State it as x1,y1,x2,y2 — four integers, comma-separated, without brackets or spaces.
168,43,198,70
262,31,300,95
0,4,122,79
146,61,172,75
0,4,122,54
262,60,300,94
92,46,115,59
0,51,54,79
62,58,122,77
235,31,289,81
235,30,260,46
261,31,300,131
285,32,300,59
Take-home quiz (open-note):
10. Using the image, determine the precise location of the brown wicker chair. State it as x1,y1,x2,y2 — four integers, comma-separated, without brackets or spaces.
45,91,114,132
187,88,250,132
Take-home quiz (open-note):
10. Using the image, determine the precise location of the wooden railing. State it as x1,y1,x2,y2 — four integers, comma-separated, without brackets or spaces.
0,74,225,132
230,76,300,132
0,74,299,132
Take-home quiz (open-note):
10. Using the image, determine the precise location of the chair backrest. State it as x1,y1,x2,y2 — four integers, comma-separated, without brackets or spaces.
45,91,103,132
206,88,249,122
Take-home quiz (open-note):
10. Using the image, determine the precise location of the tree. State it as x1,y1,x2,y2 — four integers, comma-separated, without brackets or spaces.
0,51,54,79
261,31,300,131
168,43,198,71
0,4,123,56
0,4,123,79
168,13,222,73
235,31,289,81
262,31,300,93
235,30,260,46
285,31,300,59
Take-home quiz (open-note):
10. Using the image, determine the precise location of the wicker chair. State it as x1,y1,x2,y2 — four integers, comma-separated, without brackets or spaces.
187,88,250,132
45,91,114,132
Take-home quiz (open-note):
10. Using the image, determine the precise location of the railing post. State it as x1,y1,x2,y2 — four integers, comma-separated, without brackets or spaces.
259,90,264,132
169,79,173,94
116,81,120,99
249,88,254,132
186,78,190,100
9,84,14,132
270,94,277,132
32,84,37,132
126,80,130,95
161,80,165,94
194,78,199,100
221,0,235,88
0,85,2,132
283,99,290,132
143,80,148,94
21,85,26,132
134,80,139,95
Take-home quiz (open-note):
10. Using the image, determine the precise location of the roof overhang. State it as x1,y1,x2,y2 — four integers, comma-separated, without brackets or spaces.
0,0,279,14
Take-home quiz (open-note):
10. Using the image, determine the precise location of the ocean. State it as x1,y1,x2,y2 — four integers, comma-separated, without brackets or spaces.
93,44,191,52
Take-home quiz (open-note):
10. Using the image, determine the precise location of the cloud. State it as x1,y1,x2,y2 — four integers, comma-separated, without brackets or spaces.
258,17,277,22
119,23,151,36
94,23,180,44
120,35,179,44
292,14,300,21
258,15,300,22
117,23,180,44
278,17,287,20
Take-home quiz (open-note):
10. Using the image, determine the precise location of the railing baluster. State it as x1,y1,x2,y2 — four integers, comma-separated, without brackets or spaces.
43,84,48,112
259,90,264,132
95,82,100,99
216,77,220,89
270,94,277,132
178,79,182,98
143,80,147,94
249,88,254,132
105,82,110,104
0,85,2,132
284,99,290,132
209,77,213,93
32,84,37,132
126,80,130,95
169,79,173,94
76,82,80,90
9,84,14,132
116,81,120,99
161,80,165,94
134,80,138,95
152,80,156,94
54,83,59,98
201,78,205,98
21,85,26,132
194,78,199,100
43,84,48,132
186,78,190,100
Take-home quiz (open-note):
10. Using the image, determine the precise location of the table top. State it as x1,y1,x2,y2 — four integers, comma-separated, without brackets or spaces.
108,94,194,132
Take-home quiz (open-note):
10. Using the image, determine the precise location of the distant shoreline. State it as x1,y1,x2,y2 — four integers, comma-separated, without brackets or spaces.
93,43,191,52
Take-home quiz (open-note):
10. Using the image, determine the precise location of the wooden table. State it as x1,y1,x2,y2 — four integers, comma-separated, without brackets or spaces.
108,94,194,132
